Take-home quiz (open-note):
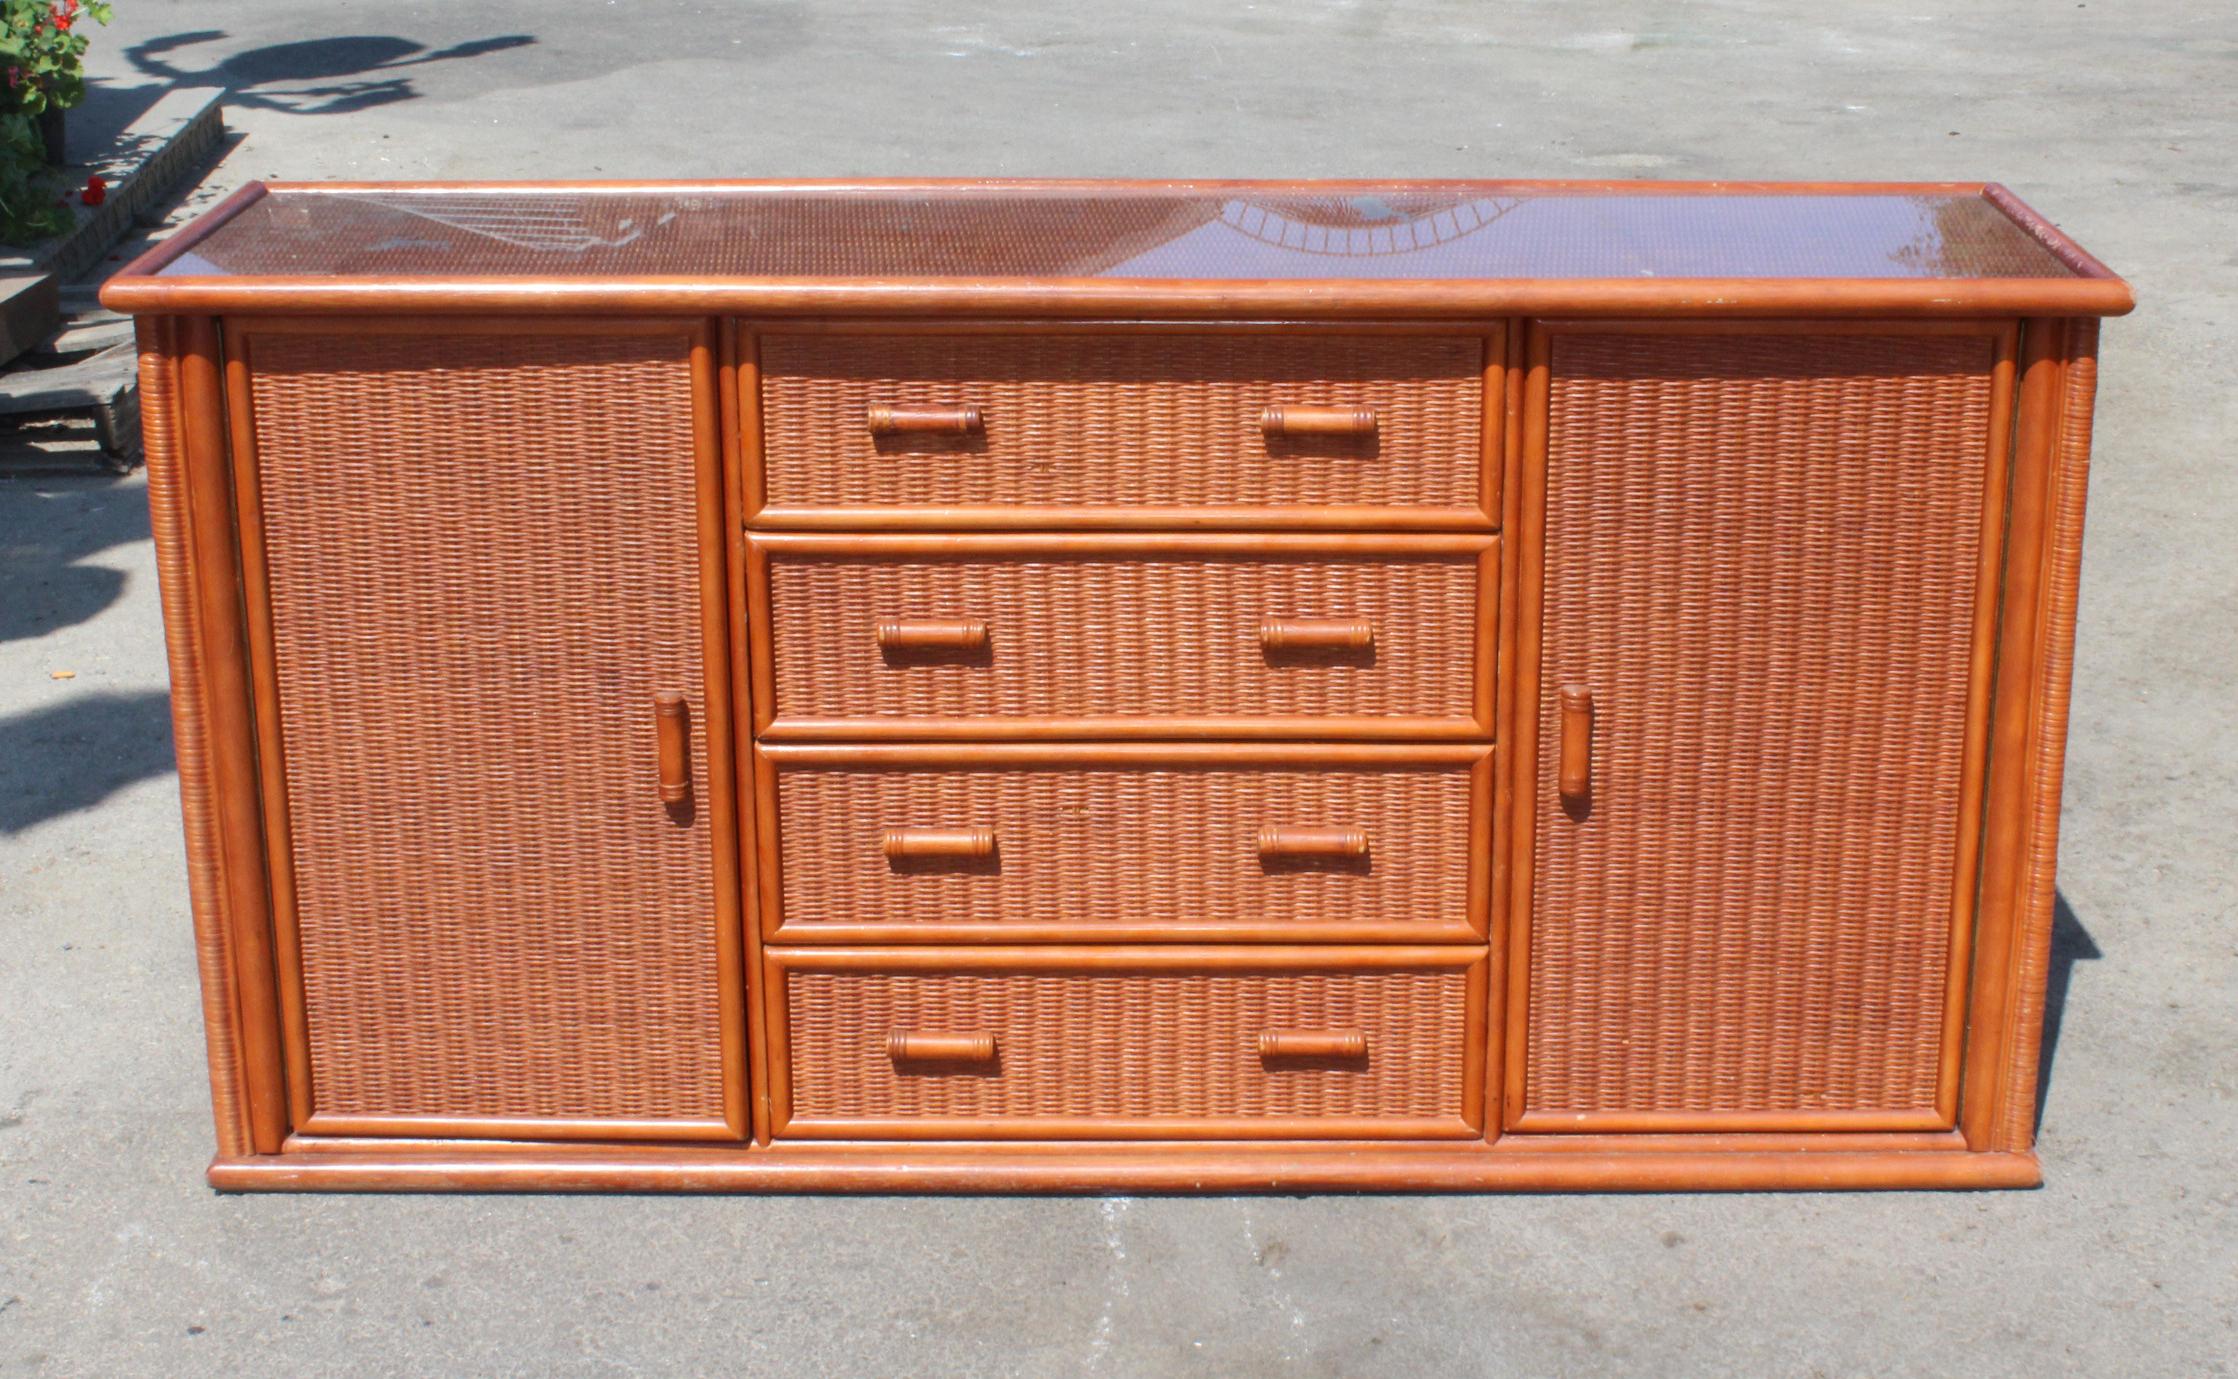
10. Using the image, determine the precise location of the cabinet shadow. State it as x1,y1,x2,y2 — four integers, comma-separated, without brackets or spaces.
2035,890,2102,1132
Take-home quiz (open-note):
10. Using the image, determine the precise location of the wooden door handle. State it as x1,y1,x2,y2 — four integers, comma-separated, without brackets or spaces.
1259,1030,1368,1060
866,403,984,437
877,619,990,655
1261,617,1375,653
887,1032,997,1063
1261,404,1378,439
881,826,997,862
653,691,690,805
1258,826,1369,860
1559,684,1593,810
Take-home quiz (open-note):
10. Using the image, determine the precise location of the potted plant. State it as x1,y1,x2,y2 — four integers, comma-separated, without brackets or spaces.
0,0,112,244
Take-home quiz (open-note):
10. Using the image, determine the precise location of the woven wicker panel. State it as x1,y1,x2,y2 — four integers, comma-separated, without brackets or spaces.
784,965,1471,1123
758,333,1484,511
774,759,1477,929
1525,329,1997,1121
245,328,728,1125
763,550,1483,724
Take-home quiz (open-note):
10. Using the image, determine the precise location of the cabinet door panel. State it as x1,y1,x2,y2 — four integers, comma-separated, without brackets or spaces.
234,322,740,1140
1516,324,2012,1132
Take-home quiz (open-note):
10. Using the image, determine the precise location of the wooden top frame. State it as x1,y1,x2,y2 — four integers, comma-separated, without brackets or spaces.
99,179,2134,319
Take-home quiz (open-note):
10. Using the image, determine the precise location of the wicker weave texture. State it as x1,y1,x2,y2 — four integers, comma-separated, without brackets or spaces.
773,758,1477,928
758,333,1484,511
1525,330,1998,1120
245,329,728,1124
784,965,1471,1122
763,550,1483,723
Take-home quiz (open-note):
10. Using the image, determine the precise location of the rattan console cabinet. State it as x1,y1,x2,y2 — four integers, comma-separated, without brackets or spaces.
103,180,2131,1192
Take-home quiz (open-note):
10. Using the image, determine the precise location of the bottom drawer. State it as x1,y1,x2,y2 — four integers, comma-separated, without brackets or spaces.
768,948,1485,1140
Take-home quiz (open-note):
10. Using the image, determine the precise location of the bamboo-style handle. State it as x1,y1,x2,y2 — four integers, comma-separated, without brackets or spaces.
882,826,998,862
1258,826,1370,860
1559,684,1593,809
866,403,984,437
1258,1030,1369,1061
887,1032,997,1063
1260,617,1375,653
1260,404,1378,439
653,691,690,805
877,619,990,655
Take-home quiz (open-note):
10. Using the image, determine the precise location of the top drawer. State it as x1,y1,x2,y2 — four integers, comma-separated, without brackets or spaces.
749,327,1500,529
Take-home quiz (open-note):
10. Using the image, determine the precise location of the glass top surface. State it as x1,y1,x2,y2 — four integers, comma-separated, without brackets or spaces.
158,185,2078,281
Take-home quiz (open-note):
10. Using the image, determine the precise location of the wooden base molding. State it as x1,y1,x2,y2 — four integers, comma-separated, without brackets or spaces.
216,1142,2041,1194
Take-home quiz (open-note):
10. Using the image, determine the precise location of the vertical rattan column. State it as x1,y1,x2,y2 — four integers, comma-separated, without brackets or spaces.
138,317,257,1158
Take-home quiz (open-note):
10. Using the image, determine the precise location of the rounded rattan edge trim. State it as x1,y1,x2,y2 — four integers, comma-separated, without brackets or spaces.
99,276,2137,318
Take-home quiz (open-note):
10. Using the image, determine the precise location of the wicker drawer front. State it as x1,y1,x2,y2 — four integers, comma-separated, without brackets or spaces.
750,534,1496,739
771,949,1484,1138
754,330,1493,526
759,744,1487,942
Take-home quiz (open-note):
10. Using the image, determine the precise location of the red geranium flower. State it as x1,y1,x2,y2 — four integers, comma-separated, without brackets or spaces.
81,174,106,207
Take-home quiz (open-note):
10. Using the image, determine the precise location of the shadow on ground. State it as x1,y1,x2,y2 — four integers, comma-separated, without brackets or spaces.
0,689,175,834
125,30,535,115
64,79,169,162
0,473,150,643
2037,891,2103,1130
59,78,249,189
1,473,173,832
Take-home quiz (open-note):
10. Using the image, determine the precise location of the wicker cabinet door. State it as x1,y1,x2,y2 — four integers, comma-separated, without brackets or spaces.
234,322,740,1141
1516,324,2013,1133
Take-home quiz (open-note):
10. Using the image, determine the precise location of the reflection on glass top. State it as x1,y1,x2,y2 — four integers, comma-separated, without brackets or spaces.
158,185,2078,281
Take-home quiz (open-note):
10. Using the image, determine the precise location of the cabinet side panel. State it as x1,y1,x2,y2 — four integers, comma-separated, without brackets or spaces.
138,317,252,1158
1995,319,2100,1151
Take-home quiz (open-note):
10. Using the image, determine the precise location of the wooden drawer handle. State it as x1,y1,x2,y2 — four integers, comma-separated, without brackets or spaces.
882,826,998,862
652,691,690,805
1258,826,1369,860
1559,684,1593,811
1261,404,1378,439
867,403,984,437
877,619,990,655
1260,617,1375,653
888,1032,997,1063
1259,1030,1369,1061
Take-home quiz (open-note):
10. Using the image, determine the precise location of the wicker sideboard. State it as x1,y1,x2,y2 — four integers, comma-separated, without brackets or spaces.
103,180,2129,1191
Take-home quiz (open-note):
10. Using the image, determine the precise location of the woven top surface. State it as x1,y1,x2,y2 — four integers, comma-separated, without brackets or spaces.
160,185,2078,281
